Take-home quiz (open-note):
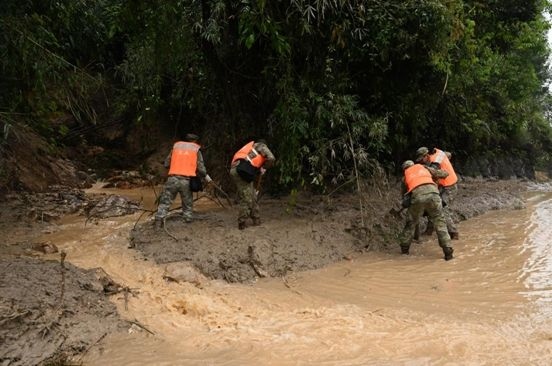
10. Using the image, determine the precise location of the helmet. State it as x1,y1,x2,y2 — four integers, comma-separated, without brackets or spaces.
402,160,415,170
184,133,199,142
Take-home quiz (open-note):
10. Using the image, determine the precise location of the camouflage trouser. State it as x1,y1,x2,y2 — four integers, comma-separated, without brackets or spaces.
400,191,452,251
425,184,458,235
230,166,259,224
155,176,193,221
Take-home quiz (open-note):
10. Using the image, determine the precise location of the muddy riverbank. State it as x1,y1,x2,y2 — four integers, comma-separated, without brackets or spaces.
0,178,532,365
130,178,527,283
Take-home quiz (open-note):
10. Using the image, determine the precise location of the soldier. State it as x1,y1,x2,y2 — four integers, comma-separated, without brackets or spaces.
154,133,211,228
416,146,459,239
230,139,275,230
399,160,454,260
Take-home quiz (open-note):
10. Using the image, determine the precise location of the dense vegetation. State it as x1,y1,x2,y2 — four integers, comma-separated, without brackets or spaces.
1,0,552,190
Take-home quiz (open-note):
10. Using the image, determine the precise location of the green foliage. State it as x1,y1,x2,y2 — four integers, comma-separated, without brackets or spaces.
0,0,119,135
274,90,388,188
1,0,552,189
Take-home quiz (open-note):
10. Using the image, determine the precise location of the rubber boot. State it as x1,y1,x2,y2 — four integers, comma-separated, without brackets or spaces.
400,245,410,255
443,247,454,261
238,221,247,230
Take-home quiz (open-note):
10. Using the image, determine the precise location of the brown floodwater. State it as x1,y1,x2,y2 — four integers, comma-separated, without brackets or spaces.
43,185,552,365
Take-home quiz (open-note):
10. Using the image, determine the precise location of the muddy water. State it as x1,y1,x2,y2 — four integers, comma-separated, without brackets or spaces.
46,187,552,365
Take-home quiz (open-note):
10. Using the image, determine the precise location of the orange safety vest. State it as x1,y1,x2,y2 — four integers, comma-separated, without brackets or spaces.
168,141,200,177
429,148,457,187
231,141,266,168
404,164,436,193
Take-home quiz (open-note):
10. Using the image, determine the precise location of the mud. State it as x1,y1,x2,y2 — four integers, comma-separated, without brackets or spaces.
0,186,140,366
0,257,126,366
0,178,529,365
130,178,527,283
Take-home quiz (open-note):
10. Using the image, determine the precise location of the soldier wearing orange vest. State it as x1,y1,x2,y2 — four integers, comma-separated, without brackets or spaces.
154,133,211,228
399,160,454,260
230,139,275,230
416,146,459,239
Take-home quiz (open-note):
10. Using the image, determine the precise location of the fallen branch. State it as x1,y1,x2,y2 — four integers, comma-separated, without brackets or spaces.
162,219,179,241
85,205,154,226
129,319,155,335
133,209,151,230
282,276,303,296
0,310,32,326
76,332,108,364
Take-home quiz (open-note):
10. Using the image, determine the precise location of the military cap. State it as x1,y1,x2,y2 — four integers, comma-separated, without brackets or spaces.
402,160,415,170
415,146,429,162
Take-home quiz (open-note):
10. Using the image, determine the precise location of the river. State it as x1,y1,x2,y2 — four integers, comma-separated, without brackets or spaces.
41,186,552,365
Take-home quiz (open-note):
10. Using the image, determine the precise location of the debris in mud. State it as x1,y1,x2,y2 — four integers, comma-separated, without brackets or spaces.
0,256,127,366
102,170,158,189
3,186,88,222
248,239,273,277
0,185,143,240
31,241,59,254
85,194,142,219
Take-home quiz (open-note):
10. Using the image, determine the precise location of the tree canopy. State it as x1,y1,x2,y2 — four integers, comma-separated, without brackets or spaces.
1,0,551,189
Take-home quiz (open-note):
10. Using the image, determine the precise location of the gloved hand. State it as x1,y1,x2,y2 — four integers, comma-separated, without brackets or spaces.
260,167,266,175
205,174,213,183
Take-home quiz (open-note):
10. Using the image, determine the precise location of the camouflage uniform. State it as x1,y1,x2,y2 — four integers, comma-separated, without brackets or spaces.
155,146,207,222
439,183,458,235
419,151,458,237
399,164,454,260
230,141,275,227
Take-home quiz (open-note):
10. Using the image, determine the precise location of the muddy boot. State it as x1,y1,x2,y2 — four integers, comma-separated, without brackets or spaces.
252,217,262,226
443,247,454,261
400,245,410,255
184,217,192,224
154,218,163,230
449,232,459,240
238,221,247,230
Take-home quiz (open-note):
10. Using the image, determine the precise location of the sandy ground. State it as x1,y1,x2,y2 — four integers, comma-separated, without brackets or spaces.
0,178,528,365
